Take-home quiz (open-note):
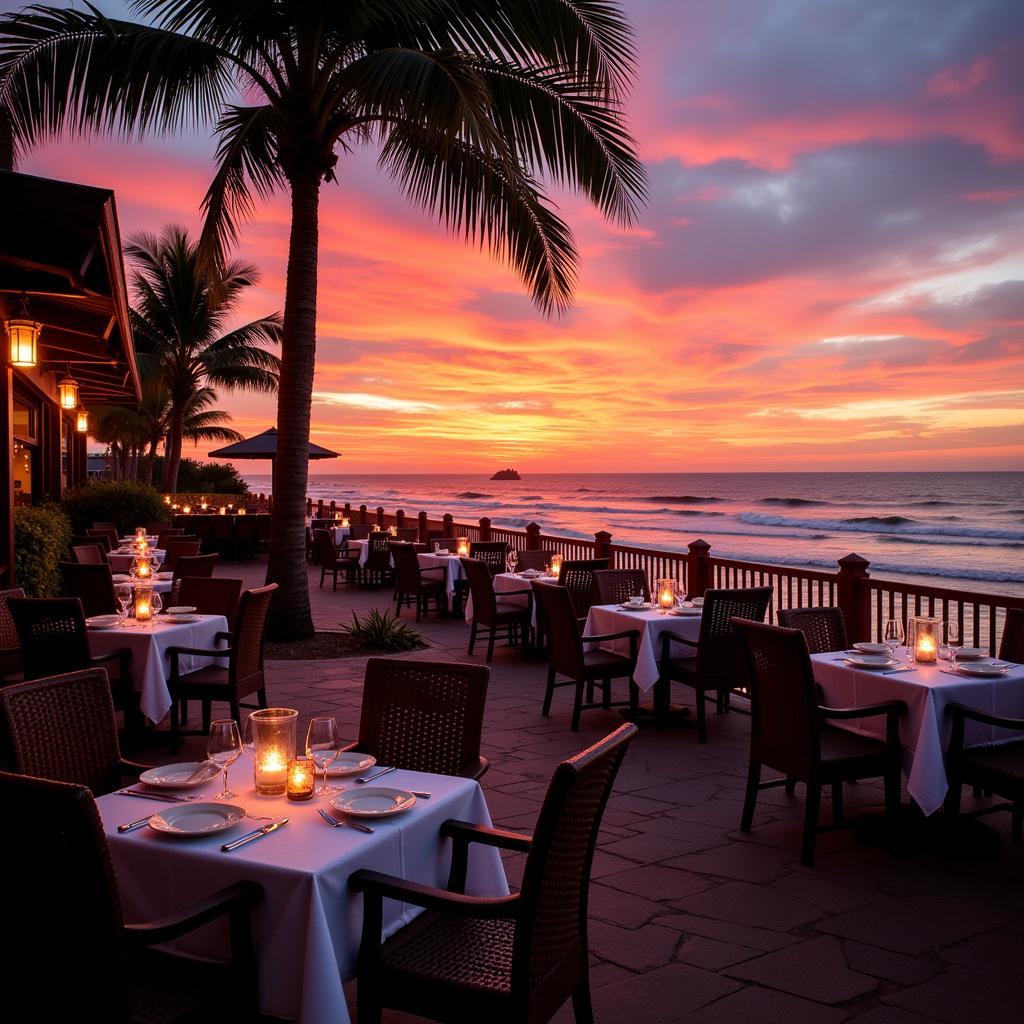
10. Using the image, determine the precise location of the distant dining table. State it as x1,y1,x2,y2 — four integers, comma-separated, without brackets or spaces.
108,548,166,573
464,570,554,626
811,649,1024,815
110,573,174,595
416,551,465,596
95,768,508,1024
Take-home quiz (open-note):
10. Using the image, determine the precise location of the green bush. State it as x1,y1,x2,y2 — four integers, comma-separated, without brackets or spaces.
13,504,72,597
151,457,250,496
339,609,426,652
61,481,165,534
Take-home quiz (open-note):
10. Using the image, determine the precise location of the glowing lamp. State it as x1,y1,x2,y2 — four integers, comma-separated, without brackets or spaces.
341,517,350,528
549,553,563,578
250,708,298,796
5,301,41,367
57,371,79,409
334,512,342,521
200,500,209,511
237,507,247,516
75,407,89,433
388,525,398,537
656,578,676,611
164,495,171,505
909,615,942,664
134,583,153,621
182,505,192,515
286,758,315,801
219,505,227,515
135,527,146,540
372,524,381,533
456,536,470,557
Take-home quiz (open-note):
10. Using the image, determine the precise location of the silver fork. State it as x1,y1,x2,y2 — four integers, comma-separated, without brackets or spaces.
317,807,374,833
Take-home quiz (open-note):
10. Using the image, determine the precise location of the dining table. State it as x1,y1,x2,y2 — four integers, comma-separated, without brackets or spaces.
811,648,1024,815
95,768,508,1024
111,574,173,595
108,548,166,573
416,551,465,596
465,570,554,627
87,613,229,724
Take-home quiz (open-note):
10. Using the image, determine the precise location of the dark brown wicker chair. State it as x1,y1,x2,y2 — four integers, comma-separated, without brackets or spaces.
162,538,202,573
171,552,218,584
350,523,374,540
944,703,1024,841
558,559,611,622
60,561,117,617
315,529,358,590
462,557,532,662
156,526,184,550
177,577,244,630
344,658,491,780
146,520,171,534
0,771,261,1024
350,722,638,1024
88,526,121,552
0,668,149,794
168,584,277,738
658,586,773,743
591,569,650,606
777,606,849,654
0,586,25,683
998,608,1024,663
362,532,394,587
84,529,113,555
392,543,448,620
394,527,420,542
515,549,548,572
531,581,638,730
469,541,509,577
71,543,106,565
430,537,458,552
734,618,904,866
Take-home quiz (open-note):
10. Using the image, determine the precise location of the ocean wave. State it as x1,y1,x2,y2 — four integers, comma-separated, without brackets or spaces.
737,512,1024,542
758,497,829,507
518,495,544,501
879,535,1024,550
455,492,493,499
844,515,917,526
534,502,673,516
645,495,724,504
674,509,727,517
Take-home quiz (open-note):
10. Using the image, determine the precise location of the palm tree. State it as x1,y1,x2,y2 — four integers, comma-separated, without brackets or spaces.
0,1,645,637
126,225,280,493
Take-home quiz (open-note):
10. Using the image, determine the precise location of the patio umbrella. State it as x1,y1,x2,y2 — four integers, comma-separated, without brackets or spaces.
208,427,340,497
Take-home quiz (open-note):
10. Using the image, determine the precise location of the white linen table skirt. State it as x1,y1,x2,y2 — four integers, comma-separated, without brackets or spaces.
465,572,550,627
111,575,173,595
584,605,702,692
811,650,1024,815
97,769,508,1024
416,552,464,595
87,613,228,724
330,526,351,545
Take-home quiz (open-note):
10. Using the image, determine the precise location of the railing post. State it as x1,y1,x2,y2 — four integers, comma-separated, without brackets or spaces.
594,530,612,562
316,499,324,519
837,552,871,643
479,517,492,541
396,508,405,528
686,539,712,598
344,501,351,519
306,497,312,516
443,513,454,538
359,504,367,524
418,511,428,543
329,500,336,516
526,522,541,550
376,506,385,528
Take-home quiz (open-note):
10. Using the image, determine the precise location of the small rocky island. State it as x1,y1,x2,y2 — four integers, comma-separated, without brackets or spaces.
490,468,522,480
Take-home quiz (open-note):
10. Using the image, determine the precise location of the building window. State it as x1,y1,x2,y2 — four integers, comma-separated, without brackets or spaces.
12,396,40,506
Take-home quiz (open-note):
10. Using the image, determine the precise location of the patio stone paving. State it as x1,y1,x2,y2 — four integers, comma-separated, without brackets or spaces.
150,559,1024,1022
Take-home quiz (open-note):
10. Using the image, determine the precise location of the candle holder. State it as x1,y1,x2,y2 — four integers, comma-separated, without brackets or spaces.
135,527,146,541
134,583,154,623
549,553,564,579
250,708,298,796
456,536,470,557
286,757,316,801
133,555,153,580
219,506,227,515
909,615,942,664
182,505,192,515
340,517,350,528
388,525,398,537
656,578,676,611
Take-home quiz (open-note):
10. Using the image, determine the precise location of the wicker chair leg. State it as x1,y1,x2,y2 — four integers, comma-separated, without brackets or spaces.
741,761,760,832
572,975,595,1024
319,567,325,589
230,700,242,727
785,778,797,795
629,680,639,713
486,628,496,663
467,621,477,655
257,687,268,708
356,981,382,1024
542,668,556,717
332,570,338,591
801,782,821,866
571,678,585,731
201,700,212,735
832,782,844,825
944,775,963,820
602,679,611,709
696,691,708,744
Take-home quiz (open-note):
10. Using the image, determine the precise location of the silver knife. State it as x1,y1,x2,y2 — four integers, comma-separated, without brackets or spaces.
120,789,195,803
355,765,397,785
222,818,289,852
118,814,155,833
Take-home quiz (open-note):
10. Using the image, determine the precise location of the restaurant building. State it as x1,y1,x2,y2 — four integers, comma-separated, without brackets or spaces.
1,169,140,587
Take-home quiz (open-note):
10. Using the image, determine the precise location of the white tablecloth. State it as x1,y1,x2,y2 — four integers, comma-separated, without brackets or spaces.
108,548,166,573
330,526,351,545
96,769,508,1024
584,605,703,691
811,650,1024,815
417,553,464,596
111,575,173,595
88,614,228,724
465,572,550,626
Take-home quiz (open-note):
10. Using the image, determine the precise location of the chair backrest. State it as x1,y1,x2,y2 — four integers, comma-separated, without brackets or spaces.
59,562,116,617
592,569,650,606
229,585,277,693
84,529,113,554
777,606,849,654
512,724,637,1003
8,597,92,680
999,608,1024,663
531,581,585,679
393,527,419,542
88,526,120,551
146,520,171,534
163,538,202,572
0,587,26,655
733,618,820,780
515,549,548,572
0,771,127,1022
177,577,244,629
349,523,374,540
558,559,610,619
314,529,339,568
357,658,490,776
171,553,218,583
695,586,774,684
460,558,497,625
155,527,184,550
71,544,105,565
391,543,425,590
365,532,392,571
0,668,125,794
91,521,118,533
469,542,509,576
430,537,458,552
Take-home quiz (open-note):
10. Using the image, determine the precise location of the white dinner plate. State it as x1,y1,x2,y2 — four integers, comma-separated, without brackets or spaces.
952,648,986,661
519,569,543,578
86,614,121,630
148,802,246,837
331,787,416,817
670,607,702,616
954,661,1009,677
156,572,174,580
618,603,651,611
844,654,897,669
165,605,197,615
326,752,377,777
853,642,890,655
139,762,221,789
112,574,131,582
166,614,200,623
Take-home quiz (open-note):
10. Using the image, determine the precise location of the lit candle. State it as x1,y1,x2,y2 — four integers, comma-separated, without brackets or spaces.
238,507,247,516
182,505,192,515
255,749,289,796
388,525,397,537
135,527,146,540
334,512,342,521
456,536,470,557
135,558,152,580
341,517,350,528
286,758,315,801
372,524,381,532
219,506,227,515
549,553,563,578
200,500,209,511
915,631,938,664
657,578,676,610
134,585,153,622
164,495,171,505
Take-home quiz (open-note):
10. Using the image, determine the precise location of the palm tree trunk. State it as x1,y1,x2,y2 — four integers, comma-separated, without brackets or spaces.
164,403,185,493
143,438,158,485
265,169,320,639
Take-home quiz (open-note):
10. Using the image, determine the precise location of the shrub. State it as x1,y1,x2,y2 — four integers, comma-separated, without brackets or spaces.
13,504,72,597
339,609,426,653
151,457,250,495
61,480,165,534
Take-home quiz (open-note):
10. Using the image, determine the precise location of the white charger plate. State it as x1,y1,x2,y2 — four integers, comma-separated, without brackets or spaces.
845,654,897,669
951,648,986,661
326,752,377,777
618,603,651,611
166,614,200,623
954,661,1009,677
148,802,246,836
165,605,197,614
86,615,120,630
670,607,702,616
331,787,416,817
139,762,221,789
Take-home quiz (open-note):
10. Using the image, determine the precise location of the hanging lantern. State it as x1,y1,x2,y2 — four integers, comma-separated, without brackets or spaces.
57,370,79,409
5,294,41,368
75,407,89,433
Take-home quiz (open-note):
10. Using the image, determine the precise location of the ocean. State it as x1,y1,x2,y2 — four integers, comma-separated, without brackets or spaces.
241,472,1024,598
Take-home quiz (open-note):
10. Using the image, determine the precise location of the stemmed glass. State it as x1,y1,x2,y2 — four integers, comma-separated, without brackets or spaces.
116,583,132,625
148,591,163,628
208,719,242,799
306,717,341,795
945,621,962,673
883,619,905,663
507,549,518,574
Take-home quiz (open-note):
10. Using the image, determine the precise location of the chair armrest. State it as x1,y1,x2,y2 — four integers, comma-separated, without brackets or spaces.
117,759,149,779
350,869,519,919
660,632,699,656
418,565,446,576
214,630,233,645
440,819,532,853
946,703,1024,732
497,588,533,598
589,628,640,644
124,881,262,946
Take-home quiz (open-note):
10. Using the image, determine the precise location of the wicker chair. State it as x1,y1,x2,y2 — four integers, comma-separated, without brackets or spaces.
84,529,113,554
392,543,448,620
944,703,1024,841
462,557,532,662
146,520,171,534
60,561,117,617
734,618,904,866
0,668,149,794
998,608,1024,663
531,581,638,731
155,527,184,550
0,586,25,683
777,606,849,654
177,577,244,630
350,523,374,540
430,537,458,552
350,722,638,1024
362,532,394,587
0,771,261,1024
168,584,277,738
71,543,106,565
469,541,509,577
171,552,218,584
515,549,549,572
658,586,773,743
592,569,651,607
315,529,358,590
162,538,202,573
88,526,120,552
394,527,420,542
344,658,491,779
558,559,610,623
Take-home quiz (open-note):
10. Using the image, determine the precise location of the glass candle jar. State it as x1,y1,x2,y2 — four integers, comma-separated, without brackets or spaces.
656,578,676,610
251,708,299,796
456,536,470,557
909,615,942,664
134,584,154,622
286,757,315,801
549,553,563,578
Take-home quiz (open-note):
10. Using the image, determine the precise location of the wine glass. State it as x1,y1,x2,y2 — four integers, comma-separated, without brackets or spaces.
129,557,138,580
306,717,341,795
116,584,132,624
945,621,961,673
208,719,242,799
883,619,905,663
507,549,518,574
150,591,163,625
241,715,256,761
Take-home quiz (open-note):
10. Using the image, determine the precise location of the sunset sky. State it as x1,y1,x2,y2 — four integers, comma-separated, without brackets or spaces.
11,0,1024,473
